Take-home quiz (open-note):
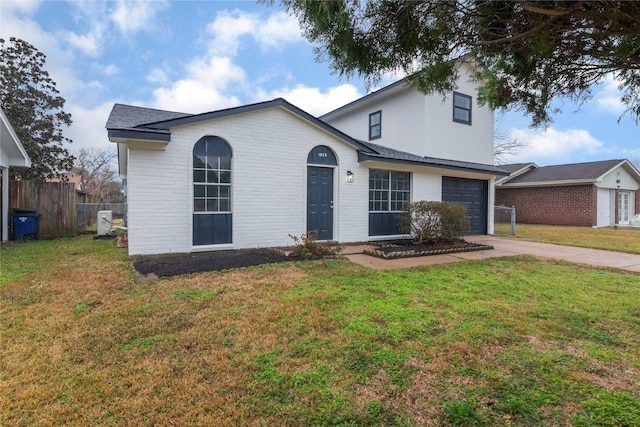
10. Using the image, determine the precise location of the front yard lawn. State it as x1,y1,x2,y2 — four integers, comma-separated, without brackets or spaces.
500,223,640,254
1,236,639,426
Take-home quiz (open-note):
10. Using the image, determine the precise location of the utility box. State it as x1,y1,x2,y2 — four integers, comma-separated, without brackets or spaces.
97,210,113,236
13,211,40,241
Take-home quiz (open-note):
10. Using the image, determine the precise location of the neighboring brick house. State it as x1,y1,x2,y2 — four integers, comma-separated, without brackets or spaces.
106,65,507,256
495,160,640,227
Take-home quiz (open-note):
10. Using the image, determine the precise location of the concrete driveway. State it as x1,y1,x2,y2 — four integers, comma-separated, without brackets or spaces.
345,236,640,273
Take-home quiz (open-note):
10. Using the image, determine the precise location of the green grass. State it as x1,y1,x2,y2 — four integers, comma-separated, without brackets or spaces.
501,223,640,254
1,236,639,425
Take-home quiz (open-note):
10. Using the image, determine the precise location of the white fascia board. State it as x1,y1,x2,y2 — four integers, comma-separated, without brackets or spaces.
500,178,595,188
109,136,168,151
360,159,499,180
320,81,409,121
495,163,538,186
0,109,31,167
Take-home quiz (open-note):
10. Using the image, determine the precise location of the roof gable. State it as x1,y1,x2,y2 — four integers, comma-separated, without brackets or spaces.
500,159,640,186
106,96,504,177
498,163,537,174
495,162,537,185
106,98,377,154
320,58,479,121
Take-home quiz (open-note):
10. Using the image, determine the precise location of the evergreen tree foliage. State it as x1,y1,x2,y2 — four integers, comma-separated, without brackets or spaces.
275,1,640,126
1,37,75,180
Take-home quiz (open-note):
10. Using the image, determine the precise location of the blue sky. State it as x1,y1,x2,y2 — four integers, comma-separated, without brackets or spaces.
1,0,638,167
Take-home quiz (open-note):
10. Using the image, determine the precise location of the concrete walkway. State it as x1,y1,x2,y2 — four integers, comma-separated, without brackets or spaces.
344,236,640,273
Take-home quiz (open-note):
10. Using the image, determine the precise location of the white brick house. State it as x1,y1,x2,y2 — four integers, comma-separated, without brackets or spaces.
107,74,505,256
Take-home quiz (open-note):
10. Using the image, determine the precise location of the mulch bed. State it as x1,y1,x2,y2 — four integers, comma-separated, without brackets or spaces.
365,239,493,259
133,248,291,278
132,239,494,279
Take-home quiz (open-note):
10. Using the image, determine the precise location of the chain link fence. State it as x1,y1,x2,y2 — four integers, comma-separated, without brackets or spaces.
494,205,516,235
77,203,127,234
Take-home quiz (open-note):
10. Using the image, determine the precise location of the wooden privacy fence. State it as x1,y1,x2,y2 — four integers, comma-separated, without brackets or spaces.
9,180,77,239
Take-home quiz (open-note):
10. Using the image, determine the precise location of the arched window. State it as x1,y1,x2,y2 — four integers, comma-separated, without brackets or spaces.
307,145,337,166
193,136,232,213
193,136,232,245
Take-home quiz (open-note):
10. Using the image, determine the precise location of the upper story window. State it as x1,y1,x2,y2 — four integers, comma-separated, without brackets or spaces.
369,110,382,140
453,92,472,125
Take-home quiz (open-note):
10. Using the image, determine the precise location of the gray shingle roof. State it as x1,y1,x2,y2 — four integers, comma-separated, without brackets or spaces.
360,141,509,175
105,104,192,129
505,159,626,184
106,100,506,176
106,99,377,153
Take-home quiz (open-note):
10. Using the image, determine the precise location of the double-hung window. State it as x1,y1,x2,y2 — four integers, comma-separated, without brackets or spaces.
453,92,472,125
369,110,381,140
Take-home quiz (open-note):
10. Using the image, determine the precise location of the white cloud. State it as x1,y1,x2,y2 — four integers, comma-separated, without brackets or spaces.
595,74,626,115
260,84,362,116
256,12,305,50
66,102,117,152
147,67,169,85
507,127,603,164
143,6,355,118
57,1,111,57
0,4,92,104
145,9,305,114
101,64,120,76
150,56,245,113
206,10,258,56
111,0,168,35
621,146,640,163
0,0,41,15
63,29,104,57
205,10,303,56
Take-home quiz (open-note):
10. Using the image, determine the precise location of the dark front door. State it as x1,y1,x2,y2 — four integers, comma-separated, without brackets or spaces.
307,166,333,240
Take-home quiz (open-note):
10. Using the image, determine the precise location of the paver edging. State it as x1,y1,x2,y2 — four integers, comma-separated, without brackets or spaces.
364,243,494,259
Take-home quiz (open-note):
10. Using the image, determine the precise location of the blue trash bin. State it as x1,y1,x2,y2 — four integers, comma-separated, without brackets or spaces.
12,211,40,241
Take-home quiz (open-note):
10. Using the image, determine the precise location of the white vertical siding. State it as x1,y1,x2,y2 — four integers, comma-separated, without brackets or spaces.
323,64,495,165
422,74,494,165
326,88,427,155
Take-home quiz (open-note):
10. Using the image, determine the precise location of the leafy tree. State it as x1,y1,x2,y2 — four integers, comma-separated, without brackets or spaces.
275,1,640,126
72,147,123,203
0,37,75,180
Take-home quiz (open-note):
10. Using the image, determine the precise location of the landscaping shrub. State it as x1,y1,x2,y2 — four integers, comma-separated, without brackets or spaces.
288,230,343,259
402,201,469,243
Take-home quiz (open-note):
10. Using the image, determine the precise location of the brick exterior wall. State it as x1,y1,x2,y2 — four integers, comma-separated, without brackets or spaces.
495,184,597,226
